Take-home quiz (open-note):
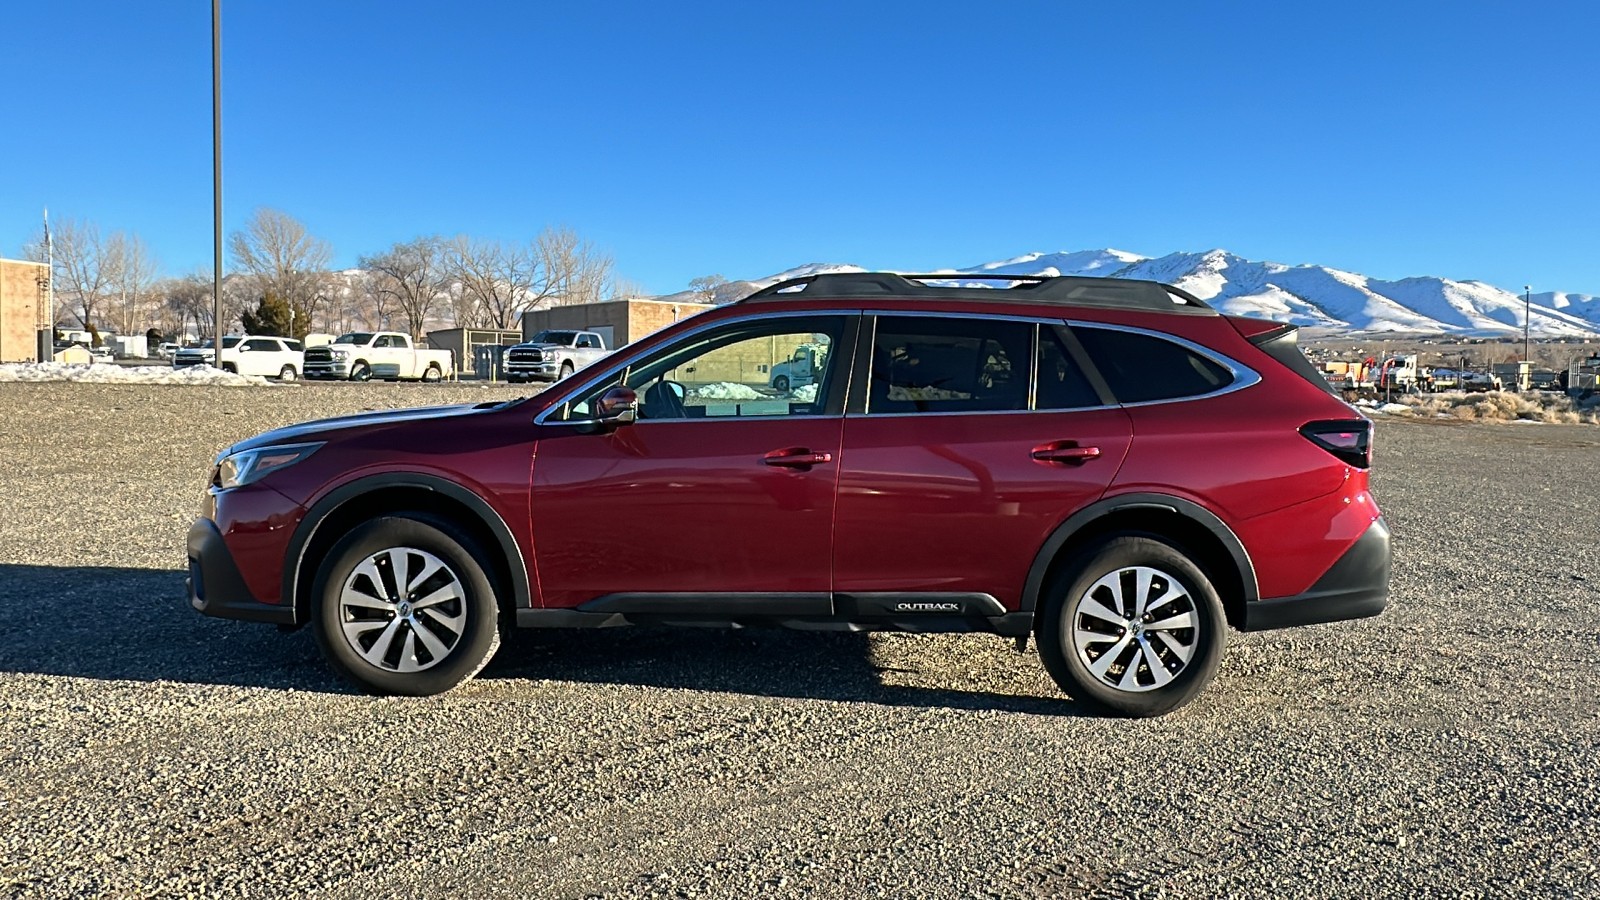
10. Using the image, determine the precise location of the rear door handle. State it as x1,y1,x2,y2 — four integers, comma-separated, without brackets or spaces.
763,447,834,469
1031,442,1101,465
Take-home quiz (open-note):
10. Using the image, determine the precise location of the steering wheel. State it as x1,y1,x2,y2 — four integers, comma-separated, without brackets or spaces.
642,378,689,419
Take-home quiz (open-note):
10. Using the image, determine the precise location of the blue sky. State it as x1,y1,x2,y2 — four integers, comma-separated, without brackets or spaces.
3,1,1597,296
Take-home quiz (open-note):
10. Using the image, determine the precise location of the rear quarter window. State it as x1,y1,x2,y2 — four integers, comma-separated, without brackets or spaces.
1074,327,1233,403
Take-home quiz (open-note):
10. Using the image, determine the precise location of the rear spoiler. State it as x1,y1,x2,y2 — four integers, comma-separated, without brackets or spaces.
1229,317,1336,395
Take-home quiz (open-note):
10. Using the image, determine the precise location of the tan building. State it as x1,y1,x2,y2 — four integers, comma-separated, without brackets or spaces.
519,298,713,350
0,258,49,363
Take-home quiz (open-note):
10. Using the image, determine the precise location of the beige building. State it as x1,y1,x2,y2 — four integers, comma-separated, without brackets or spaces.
0,258,49,363
519,298,713,350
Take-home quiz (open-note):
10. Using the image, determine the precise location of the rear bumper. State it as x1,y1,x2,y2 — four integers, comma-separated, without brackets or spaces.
187,518,296,625
1243,516,1390,631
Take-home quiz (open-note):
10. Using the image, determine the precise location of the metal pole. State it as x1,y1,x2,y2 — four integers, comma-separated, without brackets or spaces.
44,207,53,333
1523,285,1531,368
212,0,223,344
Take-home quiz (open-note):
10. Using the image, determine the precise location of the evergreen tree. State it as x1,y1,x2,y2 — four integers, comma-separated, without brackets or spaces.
239,291,309,340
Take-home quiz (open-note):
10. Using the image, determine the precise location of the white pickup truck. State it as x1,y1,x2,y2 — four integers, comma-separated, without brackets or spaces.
303,331,453,382
503,330,610,383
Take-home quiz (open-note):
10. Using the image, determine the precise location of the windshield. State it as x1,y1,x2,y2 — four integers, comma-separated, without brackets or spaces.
198,337,242,350
530,331,577,344
335,333,374,345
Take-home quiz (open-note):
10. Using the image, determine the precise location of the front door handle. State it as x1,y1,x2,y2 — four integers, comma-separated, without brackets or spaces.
1031,442,1102,465
763,447,834,469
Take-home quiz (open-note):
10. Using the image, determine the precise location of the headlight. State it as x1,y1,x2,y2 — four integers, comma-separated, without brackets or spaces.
217,442,323,489
330,350,349,360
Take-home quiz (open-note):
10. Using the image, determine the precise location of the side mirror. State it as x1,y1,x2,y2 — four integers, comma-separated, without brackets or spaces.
595,386,638,427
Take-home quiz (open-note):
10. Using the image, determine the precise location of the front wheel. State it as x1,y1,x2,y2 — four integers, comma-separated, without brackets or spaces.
310,515,502,695
350,361,372,382
559,361,575,379
773,375,790,392
1037,536,1226,717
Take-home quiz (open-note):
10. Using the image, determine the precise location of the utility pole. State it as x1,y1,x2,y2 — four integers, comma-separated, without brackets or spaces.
212,0,223,344
1523,285,1531,366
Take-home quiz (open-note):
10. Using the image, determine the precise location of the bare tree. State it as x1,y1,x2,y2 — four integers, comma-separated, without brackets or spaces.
106,232,159,336
229,208,333,313
360,237,450,339
448,236,536,330
161,273,216,342
687,274,728,305
607,275,650,302
26,217,114,332
537,226,613,307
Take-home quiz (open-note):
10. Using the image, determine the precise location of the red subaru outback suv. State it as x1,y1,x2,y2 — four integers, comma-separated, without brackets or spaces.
189,273,1389,716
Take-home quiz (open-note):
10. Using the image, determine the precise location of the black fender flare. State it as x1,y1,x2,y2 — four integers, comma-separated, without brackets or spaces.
281,472,532,616
1020,493,1259,614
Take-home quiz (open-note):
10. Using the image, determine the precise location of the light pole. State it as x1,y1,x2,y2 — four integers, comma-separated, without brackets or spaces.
212,0,223,345
1523,284,1531,365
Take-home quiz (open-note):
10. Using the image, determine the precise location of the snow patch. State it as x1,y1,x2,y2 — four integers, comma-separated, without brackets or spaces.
691,381,765,400
0,363,279,386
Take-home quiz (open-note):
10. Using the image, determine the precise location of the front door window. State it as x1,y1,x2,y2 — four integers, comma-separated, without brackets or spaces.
557,315,850,421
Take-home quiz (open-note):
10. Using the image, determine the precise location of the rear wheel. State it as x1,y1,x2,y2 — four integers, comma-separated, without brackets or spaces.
278,364,297,381
422,364,442,382
310,515,502,695
1037,536,1226,717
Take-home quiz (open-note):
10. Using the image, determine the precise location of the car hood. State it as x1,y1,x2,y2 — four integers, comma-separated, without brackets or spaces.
226,403,496,454
512,342,567,351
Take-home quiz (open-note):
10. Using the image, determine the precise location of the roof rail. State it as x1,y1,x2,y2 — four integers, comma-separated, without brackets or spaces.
740,272,1211,313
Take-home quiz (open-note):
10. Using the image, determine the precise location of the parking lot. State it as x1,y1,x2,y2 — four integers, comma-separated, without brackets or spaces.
0,382,1596,898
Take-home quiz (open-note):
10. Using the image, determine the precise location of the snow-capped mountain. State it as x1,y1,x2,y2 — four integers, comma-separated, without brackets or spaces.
672,250,1599,337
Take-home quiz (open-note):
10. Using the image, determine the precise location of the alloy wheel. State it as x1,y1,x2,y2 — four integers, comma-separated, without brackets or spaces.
337,547,467,673
1070,565,1200,693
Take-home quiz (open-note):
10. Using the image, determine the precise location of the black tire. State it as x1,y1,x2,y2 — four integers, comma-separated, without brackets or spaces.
310,515,502,696
221,363,237,374
351,361,372,382
559,361,575,379
773,375,790,392
422,365,442,382
278,364,297,382
1037,535,1226,717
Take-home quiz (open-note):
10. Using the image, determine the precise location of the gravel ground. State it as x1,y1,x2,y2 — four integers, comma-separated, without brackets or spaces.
0,382,1596,899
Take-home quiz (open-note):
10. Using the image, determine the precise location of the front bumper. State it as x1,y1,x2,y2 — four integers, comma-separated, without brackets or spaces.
304,362,352,379
187,518,296,625
1243,516,1391,631
505,361,560,380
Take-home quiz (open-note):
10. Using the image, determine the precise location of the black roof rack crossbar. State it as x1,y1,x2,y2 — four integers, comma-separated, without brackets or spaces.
740,272,1212,314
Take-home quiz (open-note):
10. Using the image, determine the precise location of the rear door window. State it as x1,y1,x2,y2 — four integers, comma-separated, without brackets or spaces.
1035,327,1102,410
867,316,1031,413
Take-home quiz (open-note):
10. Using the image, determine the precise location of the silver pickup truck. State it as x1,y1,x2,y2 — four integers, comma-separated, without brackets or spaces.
503,330,610,383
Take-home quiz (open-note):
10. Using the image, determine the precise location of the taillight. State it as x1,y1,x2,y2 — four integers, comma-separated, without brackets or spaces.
1300,419,1372,469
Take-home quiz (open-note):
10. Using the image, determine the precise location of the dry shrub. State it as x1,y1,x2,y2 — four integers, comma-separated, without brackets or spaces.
1398,389,1599,425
